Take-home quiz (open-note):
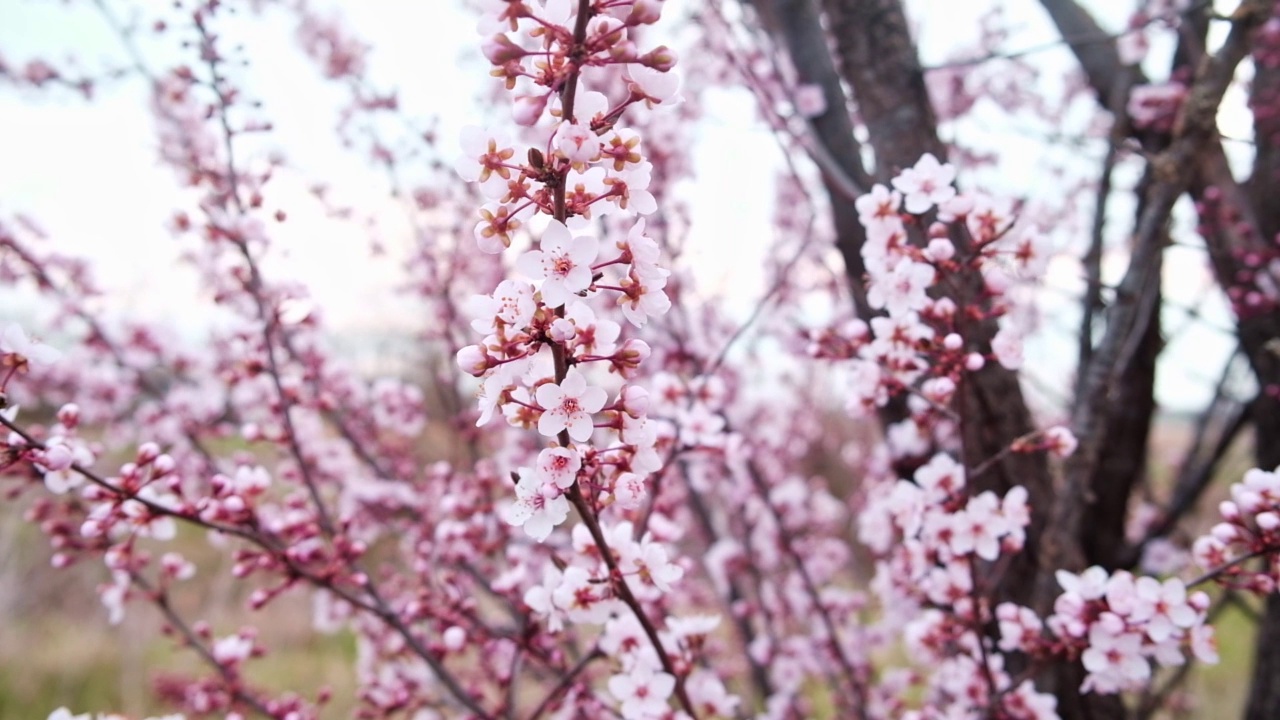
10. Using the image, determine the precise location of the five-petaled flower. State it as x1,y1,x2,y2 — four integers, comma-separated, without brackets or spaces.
517,220,599,307
891,153,957,214
535,367,607,442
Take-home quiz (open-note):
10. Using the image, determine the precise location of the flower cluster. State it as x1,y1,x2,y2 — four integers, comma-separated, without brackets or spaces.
807,153,1058,460
1194,464,1280,592
5,0,1280,718
996,567,1217,695
860,451,1056,717
453,2,711,718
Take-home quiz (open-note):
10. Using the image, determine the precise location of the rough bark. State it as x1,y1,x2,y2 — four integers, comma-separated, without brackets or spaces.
818,0,944,174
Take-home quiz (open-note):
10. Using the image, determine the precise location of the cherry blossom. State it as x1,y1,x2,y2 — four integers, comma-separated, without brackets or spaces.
534,445,581,489
505,467,571,541
608,662,676,720
516,220,599,307
535,367,607,441
890,153,957,214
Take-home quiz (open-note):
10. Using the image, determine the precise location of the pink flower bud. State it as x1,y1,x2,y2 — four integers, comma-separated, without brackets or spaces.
443,625,467,651
481,34,526,65
922,377,956,403
137,442,161,464
943,333,963,350
965,352,985,371
621,385,650,418
984,266,1012,294
550,318,577,343
456,345,491,377
926,238,955,261
41,444,74,472
153,454,176,476
57,403,80,428
1219,500,1241,522
629,0,665,26
1257,511,1280,531
1211,522,1238,543
1044,426,1078,458
1236,489,1264,513
513,92,549,126
619,338,650,365
794,83,826,118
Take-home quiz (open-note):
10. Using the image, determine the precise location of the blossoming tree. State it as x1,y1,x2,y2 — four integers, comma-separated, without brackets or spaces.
3,0,1280,719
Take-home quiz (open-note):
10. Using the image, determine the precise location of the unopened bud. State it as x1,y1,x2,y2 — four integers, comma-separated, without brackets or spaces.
481,34,526,65
639,45,678,72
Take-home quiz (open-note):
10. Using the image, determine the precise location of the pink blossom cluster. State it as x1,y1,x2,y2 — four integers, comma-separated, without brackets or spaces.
858,452,1058,718
454,1,714,717
4,1,1280,718
809,153,1058,462
1193,464,1280,592
1194,184,1280,319
1000,568,1216,695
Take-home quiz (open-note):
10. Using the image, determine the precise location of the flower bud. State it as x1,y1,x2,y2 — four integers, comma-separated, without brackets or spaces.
513,92,549,126
153,454,176,476
629,0,664,26
57,403,80,429
550,318,577,343
443,625,467,651
481,34,526,65
1257,511,1280,531
926,237,955,261
41,444,74,472
620,385,650,418
639,46,678,72
137,442,161,464
456,344,491,377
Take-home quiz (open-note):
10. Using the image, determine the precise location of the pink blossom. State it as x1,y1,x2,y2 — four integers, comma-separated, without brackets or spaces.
504,467,570,541
890,153,957,214
467,279,536,334
620,536,684,593
552,566,614,624
517,220,598,307
1081,616,1149,693
614,472,646,508
867,259,936,315
535,367,607,441
553,120,601,165
608,662,676,719
535,446,581,489
627,64,681,104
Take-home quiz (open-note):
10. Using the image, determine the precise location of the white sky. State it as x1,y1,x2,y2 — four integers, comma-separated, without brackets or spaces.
0,0,1248,411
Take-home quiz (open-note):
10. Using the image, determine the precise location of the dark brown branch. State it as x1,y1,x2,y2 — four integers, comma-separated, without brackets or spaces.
1081,166,1164,573
1121,350,1250,566
744,0,875,321
133,573,278,718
